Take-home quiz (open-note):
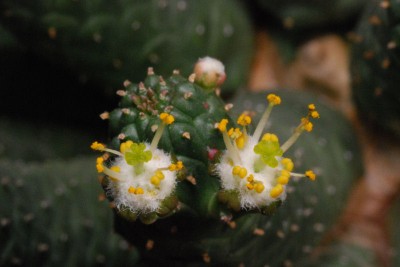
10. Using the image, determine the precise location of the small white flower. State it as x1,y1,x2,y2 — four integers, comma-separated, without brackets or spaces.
91,113,184,214
216,94,318,210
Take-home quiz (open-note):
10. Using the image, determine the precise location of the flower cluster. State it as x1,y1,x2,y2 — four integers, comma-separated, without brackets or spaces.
91,113,183,213
216,94,319,209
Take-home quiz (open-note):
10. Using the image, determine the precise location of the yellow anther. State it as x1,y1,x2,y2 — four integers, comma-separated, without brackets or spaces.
246,183,254,190
168,164,177,171
237,113,252,126
96,157,104,164
281,158,294,171
128,186,136,194
91,141,105,151
247,174,254,182
270,184,283,198
308,104,316,111
217,119,228,132
267,94,281,105
305,170,316,181
281,170,291,178
228,128,242,139
238,168,248,179
277,175,289,185
176,161,184,170
150,176,161,186
262,133,278,142
304,121,313,132
236,135,245,149
120,140,134,153
160,113,175,125
310,111,320,119
110,166,121,173
254,183,265,193
96,163,104,173
155,170,165,179
232,166,241,175
135,187,144,194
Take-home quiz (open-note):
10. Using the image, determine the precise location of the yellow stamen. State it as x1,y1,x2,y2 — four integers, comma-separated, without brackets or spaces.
217,119,229,132
110,166,120,173
91,141,105,151
311,111,320,119
232,166,241,175
246,183,254,190
168,164,176,171
305,170,316,181
236,135,245,149
304,121,313,132
150,176,161,186
96,157,104,164
277,175,289,185
160,113,175,125
176,161,184,170
120,140,134,153
155,170,165,179
267,94,281,105
96,163,104,173
135,187,144,194
238,168,247,179
270,184,283,198
281,158,294,171
247,174,254,182
254,183,265,193
128,186,136,194
237,113,252,126
308,104,316,111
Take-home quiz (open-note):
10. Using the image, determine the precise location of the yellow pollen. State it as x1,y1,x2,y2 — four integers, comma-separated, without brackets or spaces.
176,161,184,170
238,168,248,179
308,104,316,111
96,157,104,164
254,183,265,193
91,141,105,151
160,113,175,125
247,174,254,182
228,128,242,139
128,186,136,194
277,175,289,185
110,166,121,173
262,133,278,142
281,158,294,171
304,121,313,132
96,163,104,173
311,111,320,119
168,164,177,171
246,183,254,190
155,170,165,179
120,140,134,153
217,119,228,132
267,94,281,105
135,187,144,194
150,176,161,186
236,135,245,149
305,170,316,181
237,113,252,126
270,184,283,198
232,166,241,175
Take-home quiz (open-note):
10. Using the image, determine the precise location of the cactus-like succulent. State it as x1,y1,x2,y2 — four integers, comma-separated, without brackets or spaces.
351,0,400,141
0,157,139,266
91,58,362,265
0,0,253,94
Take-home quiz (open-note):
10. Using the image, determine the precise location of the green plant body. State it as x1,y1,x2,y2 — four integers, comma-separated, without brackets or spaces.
351,0,400,141
93,65,362,266
0,0,253,94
